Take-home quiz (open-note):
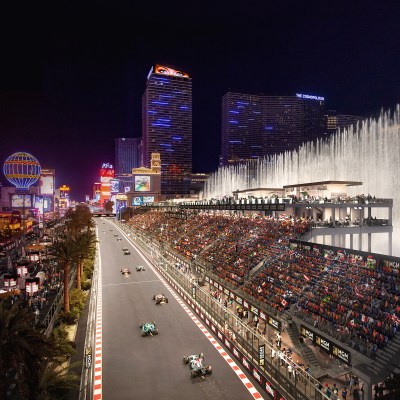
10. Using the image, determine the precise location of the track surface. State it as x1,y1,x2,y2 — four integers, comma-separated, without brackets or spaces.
98,219,259,400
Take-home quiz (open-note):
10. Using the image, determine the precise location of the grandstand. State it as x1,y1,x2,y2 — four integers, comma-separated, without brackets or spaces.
127,208,400,395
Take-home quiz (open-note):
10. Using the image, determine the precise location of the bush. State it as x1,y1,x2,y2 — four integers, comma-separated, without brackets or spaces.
57,311,77,325
70,289,87,313
81,280,92,290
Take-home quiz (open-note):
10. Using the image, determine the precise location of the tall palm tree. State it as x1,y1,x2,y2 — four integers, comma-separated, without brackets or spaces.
64,204,93,235
0,299,61,399
52,235,78,313
73,230,97,290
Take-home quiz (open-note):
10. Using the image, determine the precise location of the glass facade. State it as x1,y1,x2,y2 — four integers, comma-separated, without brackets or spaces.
142,67,192,195
115,137,140,175
221,93,325,166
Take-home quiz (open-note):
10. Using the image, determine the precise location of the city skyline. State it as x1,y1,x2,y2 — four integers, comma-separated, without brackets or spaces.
1,2,400,200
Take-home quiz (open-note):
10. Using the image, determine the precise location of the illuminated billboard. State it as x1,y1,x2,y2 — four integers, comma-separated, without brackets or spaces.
132,196,143,206
100,163,115,183
11,194,33,208
59,185,70,198
43,197,53,212
131,196,155,206
134,176,150,192
34,196,43,214
154,64,189,78
142,196,155,203
110,179,119,194
39,175,54,195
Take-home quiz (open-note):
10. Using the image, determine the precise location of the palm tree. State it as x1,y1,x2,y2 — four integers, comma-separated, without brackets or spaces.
35,361,80,400
0,299,62,399
72,230,97,290
65,204,93,235
52,235,78,313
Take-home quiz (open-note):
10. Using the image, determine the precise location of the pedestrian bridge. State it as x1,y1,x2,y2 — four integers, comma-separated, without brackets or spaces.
91,212,116,218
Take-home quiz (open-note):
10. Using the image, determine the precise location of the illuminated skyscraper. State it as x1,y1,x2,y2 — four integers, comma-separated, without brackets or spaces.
142,64,192,195
221,92,325,166
115,137,140,175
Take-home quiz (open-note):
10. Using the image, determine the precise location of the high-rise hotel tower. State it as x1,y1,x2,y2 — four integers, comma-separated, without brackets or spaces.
221,92,325,166
142,64,192,195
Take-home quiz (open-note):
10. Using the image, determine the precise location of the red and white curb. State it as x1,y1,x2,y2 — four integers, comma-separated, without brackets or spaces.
93,259,103,400
149,265,264,400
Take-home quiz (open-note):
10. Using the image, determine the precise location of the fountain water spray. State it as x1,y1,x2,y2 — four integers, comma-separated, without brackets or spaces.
203,105,400,220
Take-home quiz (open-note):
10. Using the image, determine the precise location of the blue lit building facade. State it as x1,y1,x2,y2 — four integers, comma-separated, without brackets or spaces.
142,65,192,195
115,137,140,175
221,92,325,166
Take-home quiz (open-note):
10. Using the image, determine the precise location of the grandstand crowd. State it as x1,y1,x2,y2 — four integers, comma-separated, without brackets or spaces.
128,210,400,357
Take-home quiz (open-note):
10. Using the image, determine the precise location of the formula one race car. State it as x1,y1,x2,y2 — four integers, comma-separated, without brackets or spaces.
139,321,158,336
152,294,169,305
121,268,131,275
136,266,145,272
183,353,212,378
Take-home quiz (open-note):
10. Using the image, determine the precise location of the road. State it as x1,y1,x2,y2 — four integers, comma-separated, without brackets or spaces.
97,218,262,400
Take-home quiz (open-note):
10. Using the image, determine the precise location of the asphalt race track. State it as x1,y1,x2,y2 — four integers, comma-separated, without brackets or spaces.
97,218,261,400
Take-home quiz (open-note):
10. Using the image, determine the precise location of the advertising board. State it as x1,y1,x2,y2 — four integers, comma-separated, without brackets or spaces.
134,175,151,192
40,175,54,195
11,194,32,208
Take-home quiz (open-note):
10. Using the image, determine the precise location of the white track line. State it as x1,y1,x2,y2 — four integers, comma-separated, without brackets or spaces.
103,279,159,287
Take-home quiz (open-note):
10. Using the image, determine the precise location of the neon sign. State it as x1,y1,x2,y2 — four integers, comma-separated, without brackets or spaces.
296,93,325,101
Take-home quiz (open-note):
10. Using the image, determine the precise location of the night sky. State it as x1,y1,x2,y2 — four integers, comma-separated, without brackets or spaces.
1,2,400,201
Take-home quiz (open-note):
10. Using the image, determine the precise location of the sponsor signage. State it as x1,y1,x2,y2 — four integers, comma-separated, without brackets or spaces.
265,381,276,399
85,347,92,369
301,325,315,342
251,305,259,316
223,288,230,296
301,325,351,365
316,334,330,354
259,344,265,366
232,346,240,360
235,295,243,305
243,299,249,309
296,93,325,101
332,344,351,365
242,355,251,372
268,316,280,330
253,367,263,384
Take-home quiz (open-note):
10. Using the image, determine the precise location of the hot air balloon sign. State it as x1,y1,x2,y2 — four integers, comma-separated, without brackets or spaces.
3,152,41,190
